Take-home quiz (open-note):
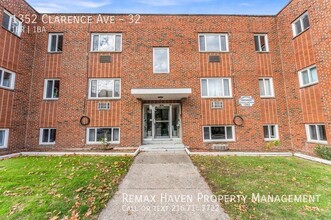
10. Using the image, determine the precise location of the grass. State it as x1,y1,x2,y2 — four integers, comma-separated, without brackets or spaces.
0,156,133,219
192,156,331,220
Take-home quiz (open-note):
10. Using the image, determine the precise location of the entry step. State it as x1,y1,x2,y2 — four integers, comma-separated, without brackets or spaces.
140,144,185,152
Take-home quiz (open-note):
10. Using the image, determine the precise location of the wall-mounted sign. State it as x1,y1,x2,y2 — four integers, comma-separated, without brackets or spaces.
239,96,255,107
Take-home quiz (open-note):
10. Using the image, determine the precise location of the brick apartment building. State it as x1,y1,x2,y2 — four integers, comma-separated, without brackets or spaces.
0,0,330,155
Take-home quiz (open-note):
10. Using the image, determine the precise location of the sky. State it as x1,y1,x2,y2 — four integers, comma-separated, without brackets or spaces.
26,0,290,15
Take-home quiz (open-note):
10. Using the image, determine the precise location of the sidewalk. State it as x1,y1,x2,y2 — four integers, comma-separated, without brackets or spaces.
98,151,229,220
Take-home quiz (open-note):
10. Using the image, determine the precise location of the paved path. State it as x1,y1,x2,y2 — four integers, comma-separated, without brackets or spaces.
99,151,229,220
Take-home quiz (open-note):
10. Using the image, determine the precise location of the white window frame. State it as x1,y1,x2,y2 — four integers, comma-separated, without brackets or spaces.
153,47,170,74
48,33,63,53
201,78,232,98
259,78,275,98
298,65,318,88
254,34,269,52
90,33,122,52
263,125,279,141
198,33,229,52
203,126,235,142
0,67,16,90
88,78,121,100
43,79,60,100
39,128,56,145
292,12,310,37
2,10,22,37
86,127,120,144
0,129,9,149
305,124,328,144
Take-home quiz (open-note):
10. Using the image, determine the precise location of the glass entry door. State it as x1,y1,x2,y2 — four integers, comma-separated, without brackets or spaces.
154,106,170,139
143,104,181,141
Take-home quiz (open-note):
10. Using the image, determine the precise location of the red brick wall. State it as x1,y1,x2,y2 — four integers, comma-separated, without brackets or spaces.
0,0,36,154
1,0,330,154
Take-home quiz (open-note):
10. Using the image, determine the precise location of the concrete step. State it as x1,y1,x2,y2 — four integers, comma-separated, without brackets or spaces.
140,144,185,152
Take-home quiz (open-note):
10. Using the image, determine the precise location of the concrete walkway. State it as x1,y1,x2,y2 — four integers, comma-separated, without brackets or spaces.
99,151,229,220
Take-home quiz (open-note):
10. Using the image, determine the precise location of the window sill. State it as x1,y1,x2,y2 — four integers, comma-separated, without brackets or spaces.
86,142,120,145
0,86,14,91
199,51,229,53
307,140,328,145
260,96,275,99
300,82,319,89
88,97,121,100
256,51,270,53
43,98,59,101
1,26,22,39
90,51,122,53
153,72,170,74
0,147,8,149
202,97,233,99
39,143,56,146
292,27,310,40
203,140,235,143
264,138,279,142
47,51,62,54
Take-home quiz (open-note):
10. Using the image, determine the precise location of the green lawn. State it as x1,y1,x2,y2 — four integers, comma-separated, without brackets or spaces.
192,156,331,220
0,156,133,219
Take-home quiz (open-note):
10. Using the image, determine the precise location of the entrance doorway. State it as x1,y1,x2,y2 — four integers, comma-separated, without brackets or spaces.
143,104,181,142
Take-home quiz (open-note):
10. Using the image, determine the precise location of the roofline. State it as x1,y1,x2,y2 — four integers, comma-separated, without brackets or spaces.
24,0,293,17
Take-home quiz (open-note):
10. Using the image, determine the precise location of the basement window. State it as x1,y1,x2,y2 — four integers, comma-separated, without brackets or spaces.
263,125,279,141
259,78,274,98
199,34,229,52
87,128,120,144
48,33,63,52
305,124,327,144
2,10,22,37
254,34,269,52
89,79,120,99
0,67,15,90
298,65,318,88
292,12,310,37
44,79,60,100
201,78,232,98
0,129,9,149
91,33,122,52
203,126,235,142
39,128,56,145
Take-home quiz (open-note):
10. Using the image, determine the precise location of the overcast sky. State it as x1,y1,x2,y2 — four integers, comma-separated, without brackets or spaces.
26,0,289,15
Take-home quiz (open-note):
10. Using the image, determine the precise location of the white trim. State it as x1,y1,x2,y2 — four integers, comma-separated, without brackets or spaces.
254,34,269,52
0,67,16,90
2,10,22,37
298,65,318,88
0,129,9,149
259,77,275,98
88,78,121,100
202,125,236,142
86,127,120,145
292,12,310,37
39,128,56,145
305,124,328,144
198,33,229,52
90,33,122,52
200,78,233,98
48,33,63,53
43,79,60,100
153,47,170,74
263,124,279,141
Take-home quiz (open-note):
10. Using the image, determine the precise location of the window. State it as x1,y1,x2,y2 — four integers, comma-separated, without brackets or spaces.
153,48,169,73
199,34,229,52
89,79,120,99
211,101,223,109
292,12,310,37
44,79,60,100
263,125,279,141
87,128,120,144
298,66,318,87
2,10,22,37
305,124,327,144
91,33,122,52
40,128,56,145
259,78,274,98
0,67,15,90
48,33,63,52
98,102,110,110
0,129,9,149
201,78,232,98
203,126,235,142
254,34,269,52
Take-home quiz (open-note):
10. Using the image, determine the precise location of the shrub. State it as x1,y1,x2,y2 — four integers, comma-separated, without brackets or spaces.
314,145,331,160
265,140,281,151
